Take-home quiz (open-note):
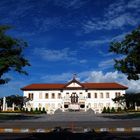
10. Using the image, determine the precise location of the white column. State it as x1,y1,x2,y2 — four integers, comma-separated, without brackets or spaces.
2,97,6,111
85,102,87,112
135,102,137,111
12,103,15,111
5,103,7,111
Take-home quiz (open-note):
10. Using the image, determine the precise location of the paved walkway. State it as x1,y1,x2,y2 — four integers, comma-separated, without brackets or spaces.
1,111,140,122
24,111,140,121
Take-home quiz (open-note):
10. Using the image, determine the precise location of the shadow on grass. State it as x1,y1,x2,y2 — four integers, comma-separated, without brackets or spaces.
0,114,41,121
102,113,140,119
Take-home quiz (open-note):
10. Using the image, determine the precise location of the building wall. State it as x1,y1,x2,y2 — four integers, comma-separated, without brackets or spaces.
23,89,125,114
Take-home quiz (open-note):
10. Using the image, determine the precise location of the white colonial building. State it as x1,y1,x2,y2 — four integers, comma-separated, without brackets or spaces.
21,77,128,114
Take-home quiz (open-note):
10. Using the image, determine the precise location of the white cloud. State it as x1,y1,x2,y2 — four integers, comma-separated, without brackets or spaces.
127,0,140,9
83,13,138,32
98,59,114,69
83,0,140,32
84,71,140,93
34,47,87,64
41,72,72,83
34,17,61,33
81,31,129,48
112,31,130,41
79,59,87,63
53,0,87,9
105,0,125,18
41,70,140,93
0,1,34,24
34,47,77,62
98,51,114,57
41,71,91,83
83,39,110,47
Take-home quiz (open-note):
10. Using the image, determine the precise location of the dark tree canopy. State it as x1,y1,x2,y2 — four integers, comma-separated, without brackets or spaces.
112,93,140,109
0,25,30,84
109,26,140,80
0,95,30,110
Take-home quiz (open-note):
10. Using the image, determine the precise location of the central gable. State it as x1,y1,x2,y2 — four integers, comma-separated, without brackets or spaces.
67,82,82,87
64,78,84,89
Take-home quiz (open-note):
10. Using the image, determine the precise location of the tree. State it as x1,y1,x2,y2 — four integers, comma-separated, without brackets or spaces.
125,93,140,109
0,25,30,84
112,95,126,108
109,26,140,80
6,95,30,109
112,93,140,110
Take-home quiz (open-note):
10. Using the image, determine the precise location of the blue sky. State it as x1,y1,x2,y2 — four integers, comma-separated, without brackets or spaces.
0,0,140,97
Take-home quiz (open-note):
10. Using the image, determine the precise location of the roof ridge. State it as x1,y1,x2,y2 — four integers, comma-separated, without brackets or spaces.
21,82,128,91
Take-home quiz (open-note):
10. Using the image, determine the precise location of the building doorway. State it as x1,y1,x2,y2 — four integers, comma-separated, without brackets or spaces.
70,93,78,104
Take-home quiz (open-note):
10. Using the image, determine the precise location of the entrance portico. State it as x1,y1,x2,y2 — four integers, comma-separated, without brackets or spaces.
63,92,86,111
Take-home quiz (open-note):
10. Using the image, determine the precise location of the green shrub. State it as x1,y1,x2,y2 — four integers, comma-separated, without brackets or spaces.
111,107,116,113
39,107,41,112
106,107,111,113
42,107,46,113
117,107,122,112
22,108,25,112
124,107,127,112
30,108,33,112
35,107,38,112
102,107,107,113
14,107,19,111
25,108,28,112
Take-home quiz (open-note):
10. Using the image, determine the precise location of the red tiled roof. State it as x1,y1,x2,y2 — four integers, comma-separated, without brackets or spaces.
82,83,128,89
21,82,128,90
21,84,64,90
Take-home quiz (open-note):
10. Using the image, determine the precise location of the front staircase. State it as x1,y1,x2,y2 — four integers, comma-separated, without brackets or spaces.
69,104,80,111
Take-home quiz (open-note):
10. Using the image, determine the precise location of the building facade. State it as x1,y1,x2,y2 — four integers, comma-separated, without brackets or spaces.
21,78,128,114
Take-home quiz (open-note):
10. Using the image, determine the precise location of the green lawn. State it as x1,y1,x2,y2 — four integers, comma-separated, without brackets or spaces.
0,113,41,120
102,112,140,119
